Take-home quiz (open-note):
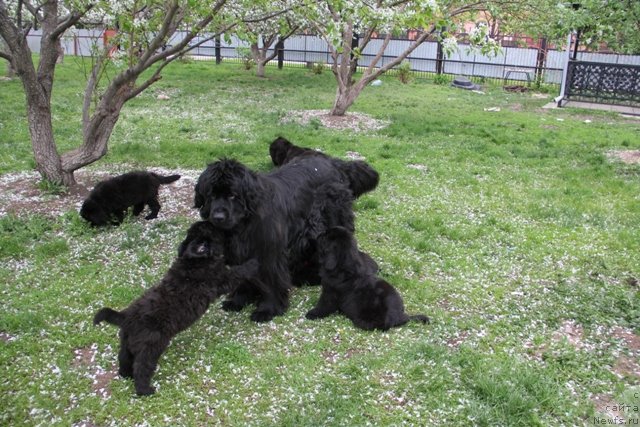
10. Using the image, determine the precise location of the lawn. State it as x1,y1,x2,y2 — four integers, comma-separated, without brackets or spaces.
1,58,639,426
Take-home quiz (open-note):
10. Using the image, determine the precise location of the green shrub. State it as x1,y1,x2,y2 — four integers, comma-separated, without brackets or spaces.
236,47,255,70
397,60,412,84
433,73,449,85
311,62,324,75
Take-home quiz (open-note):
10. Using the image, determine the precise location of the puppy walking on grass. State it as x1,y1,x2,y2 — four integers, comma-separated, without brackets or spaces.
93,221,258,396
80,171,181,226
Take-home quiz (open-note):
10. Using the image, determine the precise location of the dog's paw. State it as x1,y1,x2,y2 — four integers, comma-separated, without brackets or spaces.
135,386,156,396
222,300,245,312
250,309,276,323
305,309,322,320
118,368,133,379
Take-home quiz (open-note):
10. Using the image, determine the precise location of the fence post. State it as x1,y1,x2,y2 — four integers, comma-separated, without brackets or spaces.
535,38,547,85
276,39,284,69
436,40,444,74
215,35,221,64
351,33,359,68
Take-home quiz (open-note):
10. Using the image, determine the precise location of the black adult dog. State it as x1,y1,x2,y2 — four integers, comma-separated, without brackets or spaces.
93,221,257,396
269,136,379,198
80,171,180,226
194,156,376,322
307,226,429,331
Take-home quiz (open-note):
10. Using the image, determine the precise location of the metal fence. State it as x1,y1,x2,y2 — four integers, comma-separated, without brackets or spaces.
27,29,640,87
565,60,640,106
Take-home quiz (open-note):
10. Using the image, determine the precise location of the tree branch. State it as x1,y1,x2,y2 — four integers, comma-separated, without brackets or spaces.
51,5,93,41
82,49,109,134
242,7,292,24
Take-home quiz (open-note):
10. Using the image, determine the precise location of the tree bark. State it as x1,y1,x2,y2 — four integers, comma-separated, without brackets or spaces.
329,80,366,116
256,60,266,77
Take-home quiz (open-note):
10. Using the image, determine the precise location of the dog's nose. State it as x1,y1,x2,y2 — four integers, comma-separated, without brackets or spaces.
211,210,227,222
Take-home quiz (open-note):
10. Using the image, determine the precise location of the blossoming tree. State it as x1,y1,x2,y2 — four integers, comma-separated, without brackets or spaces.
298,0,505,116
0,0,243,186
233,3,302,78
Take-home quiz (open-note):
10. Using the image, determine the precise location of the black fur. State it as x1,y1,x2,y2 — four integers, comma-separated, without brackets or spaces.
80,171,180,226
290,181,378,286
93,221,258,396
269,136,380,198
307,226,429,331
194,157,361,322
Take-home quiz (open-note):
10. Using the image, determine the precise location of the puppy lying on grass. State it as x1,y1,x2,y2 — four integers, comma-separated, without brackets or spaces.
94,221,258,396
80,171,180,226
307,226,429,331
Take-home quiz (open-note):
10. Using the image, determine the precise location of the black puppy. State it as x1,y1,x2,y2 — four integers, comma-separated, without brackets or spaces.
269,136,379,198
269,136,320,166
93,221,258,396
80,171,180,226
307,226,429,331
290,181,378,286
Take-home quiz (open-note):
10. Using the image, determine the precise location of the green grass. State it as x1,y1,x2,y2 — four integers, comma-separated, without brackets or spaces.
1,58,640,426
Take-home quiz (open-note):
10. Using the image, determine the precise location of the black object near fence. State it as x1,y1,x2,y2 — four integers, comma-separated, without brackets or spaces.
564,60,640,107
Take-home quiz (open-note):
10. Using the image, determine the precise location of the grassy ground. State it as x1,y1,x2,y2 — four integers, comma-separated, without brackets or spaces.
1,58,639,426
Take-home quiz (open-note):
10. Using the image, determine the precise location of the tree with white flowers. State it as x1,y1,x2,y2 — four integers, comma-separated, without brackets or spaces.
0,0,267,186
234,2,302,78
298,0,513,116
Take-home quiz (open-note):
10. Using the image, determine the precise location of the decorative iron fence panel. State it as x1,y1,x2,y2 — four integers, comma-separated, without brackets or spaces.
566,60,640,106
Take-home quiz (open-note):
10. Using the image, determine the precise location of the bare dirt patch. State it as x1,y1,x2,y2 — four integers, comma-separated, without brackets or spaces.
446,330,471,349
608,150,640,164
73,345,120,398
0,331,17,342
281,109,389,132
551,320,585,349
612,327,640,353
613,355,640,379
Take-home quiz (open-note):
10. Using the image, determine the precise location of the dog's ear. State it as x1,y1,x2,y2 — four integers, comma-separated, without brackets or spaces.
238,167,265,215
323,250,338,270
194,192,204,209
193,177,205,209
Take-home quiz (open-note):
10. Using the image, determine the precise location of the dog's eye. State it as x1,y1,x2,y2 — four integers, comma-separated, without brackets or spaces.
229,194,236,200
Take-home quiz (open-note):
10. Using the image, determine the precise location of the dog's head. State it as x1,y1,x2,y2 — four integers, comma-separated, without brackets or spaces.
177,221,225,259
317,226,360,271
194,158,264,230
269,136,294,166
79,198,111,226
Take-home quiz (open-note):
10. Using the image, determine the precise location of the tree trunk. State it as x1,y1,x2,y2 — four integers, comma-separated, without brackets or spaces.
256,60,266,78
330,88,356,116
329,79,366,116
26,97,71,184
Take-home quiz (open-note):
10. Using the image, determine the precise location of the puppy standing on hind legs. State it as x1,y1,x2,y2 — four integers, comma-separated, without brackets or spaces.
307,226,429,331
93,221,258,396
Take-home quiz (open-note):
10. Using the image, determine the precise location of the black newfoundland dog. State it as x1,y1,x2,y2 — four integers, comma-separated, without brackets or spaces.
307,226,429,331
80,171,180,226
93,221,257,396
269,136,380,198
194,154,378,322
